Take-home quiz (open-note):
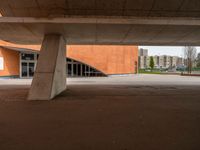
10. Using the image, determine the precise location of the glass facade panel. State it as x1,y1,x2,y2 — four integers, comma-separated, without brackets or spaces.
66,58,105,77
21,53,35,60
22,62,28,77
20,52,37,78
29,63,35,77
20,52,105,78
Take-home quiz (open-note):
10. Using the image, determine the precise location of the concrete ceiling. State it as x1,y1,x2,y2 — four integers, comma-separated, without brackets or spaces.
0,0,200,46
1,0,200,18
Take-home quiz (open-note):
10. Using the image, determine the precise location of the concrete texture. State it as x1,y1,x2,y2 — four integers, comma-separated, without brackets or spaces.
28,34,66,100
1,17,200,45
0,1,200,45
0,75,200,150
0,0,200,17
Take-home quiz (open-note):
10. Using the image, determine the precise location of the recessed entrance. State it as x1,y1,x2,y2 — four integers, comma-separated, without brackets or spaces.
20,52,37,78
21,62,35,78
19,52,105,78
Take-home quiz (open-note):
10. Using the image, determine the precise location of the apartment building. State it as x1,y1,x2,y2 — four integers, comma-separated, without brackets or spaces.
138,49,184,69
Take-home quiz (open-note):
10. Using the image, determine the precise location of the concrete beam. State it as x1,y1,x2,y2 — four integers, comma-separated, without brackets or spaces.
1,16,200,26
1,16,200,46
28,34,66,100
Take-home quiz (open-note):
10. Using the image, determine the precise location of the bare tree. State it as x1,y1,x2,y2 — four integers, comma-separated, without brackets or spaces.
183,46,197,74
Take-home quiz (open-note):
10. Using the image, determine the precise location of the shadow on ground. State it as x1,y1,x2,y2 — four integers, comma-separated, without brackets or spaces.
0,83,200,150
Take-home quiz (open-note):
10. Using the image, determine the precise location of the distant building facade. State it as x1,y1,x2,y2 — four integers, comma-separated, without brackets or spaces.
139,48,148,56
138,49,184,69
138,48,148,69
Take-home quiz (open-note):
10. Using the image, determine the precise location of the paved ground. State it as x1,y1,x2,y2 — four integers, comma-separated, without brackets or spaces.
0,74,200,150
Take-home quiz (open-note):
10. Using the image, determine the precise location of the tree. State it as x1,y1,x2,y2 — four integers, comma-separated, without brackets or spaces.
149,56,154,71
183,46,197,74
196,53,200,68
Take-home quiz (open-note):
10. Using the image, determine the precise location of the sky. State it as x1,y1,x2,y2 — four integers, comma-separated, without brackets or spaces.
139,46,200,57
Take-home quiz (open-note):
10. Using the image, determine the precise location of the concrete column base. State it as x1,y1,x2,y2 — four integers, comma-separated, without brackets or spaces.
28,34,66,100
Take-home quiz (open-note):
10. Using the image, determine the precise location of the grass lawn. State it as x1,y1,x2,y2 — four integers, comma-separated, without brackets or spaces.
139,70,162,74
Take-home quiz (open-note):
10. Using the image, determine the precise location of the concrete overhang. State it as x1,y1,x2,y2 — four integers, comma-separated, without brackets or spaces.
1,46,39,53
1,0,200,18
1,16,200,46
0,39,40,50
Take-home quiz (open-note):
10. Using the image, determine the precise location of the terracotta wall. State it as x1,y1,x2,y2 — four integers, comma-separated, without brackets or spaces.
0,41,138,75
67,45,138,75
0,47,20,77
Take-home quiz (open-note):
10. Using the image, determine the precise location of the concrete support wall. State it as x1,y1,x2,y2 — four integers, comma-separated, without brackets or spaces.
28,34,66,100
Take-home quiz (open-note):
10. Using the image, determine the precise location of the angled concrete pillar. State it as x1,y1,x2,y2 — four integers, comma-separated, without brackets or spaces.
28,34,66,100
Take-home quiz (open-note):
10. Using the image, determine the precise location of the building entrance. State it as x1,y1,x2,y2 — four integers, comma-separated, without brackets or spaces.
21,62,35,78
20,52,37,78
20,52,105,78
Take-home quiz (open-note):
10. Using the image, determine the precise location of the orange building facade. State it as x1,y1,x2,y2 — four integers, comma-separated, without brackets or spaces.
0,44,138,77
68,45,138,75
0,47,20,77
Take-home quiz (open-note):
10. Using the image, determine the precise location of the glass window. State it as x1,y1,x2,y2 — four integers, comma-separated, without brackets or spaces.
21,53,35,60
29,63,35,77
67,64,72,76
22,62,28,77
78,64,81,76
73,64,77,76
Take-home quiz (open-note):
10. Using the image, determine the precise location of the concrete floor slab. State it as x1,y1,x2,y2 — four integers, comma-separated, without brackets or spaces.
0,75,200,150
